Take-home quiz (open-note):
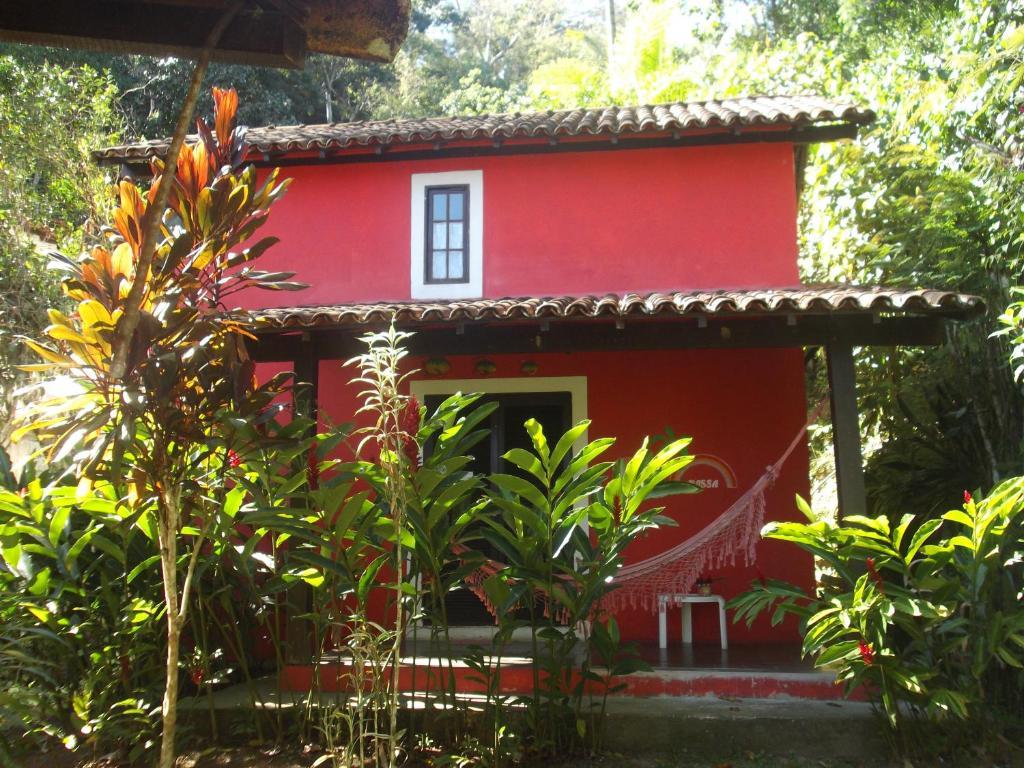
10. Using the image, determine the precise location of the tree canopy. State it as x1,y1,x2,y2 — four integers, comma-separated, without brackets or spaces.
0,56,118,439
3,0,1024,515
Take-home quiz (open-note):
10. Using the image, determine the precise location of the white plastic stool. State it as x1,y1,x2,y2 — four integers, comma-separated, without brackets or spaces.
657,593,728,650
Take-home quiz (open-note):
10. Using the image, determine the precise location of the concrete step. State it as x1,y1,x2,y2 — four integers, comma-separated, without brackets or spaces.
281,661,851,701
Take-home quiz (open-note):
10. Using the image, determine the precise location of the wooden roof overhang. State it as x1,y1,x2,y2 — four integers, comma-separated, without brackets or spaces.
246,286,985,363
0,0,411,67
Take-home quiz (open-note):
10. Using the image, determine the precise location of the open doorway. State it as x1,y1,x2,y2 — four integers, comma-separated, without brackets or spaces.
423,391,571,626
411,376,588,633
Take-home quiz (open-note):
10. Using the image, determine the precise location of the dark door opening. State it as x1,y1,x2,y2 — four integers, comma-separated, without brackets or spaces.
423,390,572,626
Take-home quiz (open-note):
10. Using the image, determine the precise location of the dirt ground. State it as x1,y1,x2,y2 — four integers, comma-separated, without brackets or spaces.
14,747,896,768
184,750,893,768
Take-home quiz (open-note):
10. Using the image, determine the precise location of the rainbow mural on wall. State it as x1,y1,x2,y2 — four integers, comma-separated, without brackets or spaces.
676,453,738,490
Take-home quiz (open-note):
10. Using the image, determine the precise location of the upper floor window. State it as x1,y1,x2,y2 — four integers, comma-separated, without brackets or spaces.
411,170,482,300
425,185,469,283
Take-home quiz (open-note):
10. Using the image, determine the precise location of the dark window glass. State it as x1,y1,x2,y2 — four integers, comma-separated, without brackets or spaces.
425,185,469,283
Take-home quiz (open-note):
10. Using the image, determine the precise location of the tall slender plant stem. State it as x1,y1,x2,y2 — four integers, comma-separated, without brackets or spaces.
438,590,458,740
157,483,183,768
194,593,218,741
156,455,217,768
383,409,408,768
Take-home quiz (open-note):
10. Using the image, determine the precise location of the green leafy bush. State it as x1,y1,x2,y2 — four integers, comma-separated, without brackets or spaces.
481,417,695,755
0,452,164,760
732,481,1024,739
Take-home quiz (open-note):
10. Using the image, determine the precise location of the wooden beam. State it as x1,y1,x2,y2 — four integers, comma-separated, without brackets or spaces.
826,343,867,518
0,0,307,68
246,314,948,362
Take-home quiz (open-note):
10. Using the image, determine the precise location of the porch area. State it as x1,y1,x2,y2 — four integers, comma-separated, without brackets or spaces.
182,641,879,761
246,284,982,698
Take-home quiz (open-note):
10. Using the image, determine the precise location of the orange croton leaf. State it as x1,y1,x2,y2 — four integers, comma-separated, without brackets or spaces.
113,180,147,254
110,242,135,283
74,245,134,308
147,163,163,205
67,246,110,303
176,141,210,205
212,87,238,148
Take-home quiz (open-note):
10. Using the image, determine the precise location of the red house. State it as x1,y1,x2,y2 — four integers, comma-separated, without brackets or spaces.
100,95,982,698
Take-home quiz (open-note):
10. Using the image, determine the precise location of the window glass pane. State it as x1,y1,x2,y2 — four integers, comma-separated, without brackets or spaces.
431,251,447,280
448,251,464,280
448,221,463,249
431,193,447,221
432,222,447,249
449,192,464,220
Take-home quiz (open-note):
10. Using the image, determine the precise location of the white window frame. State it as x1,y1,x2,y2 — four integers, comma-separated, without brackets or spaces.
407,376,588,640
411,170,484,300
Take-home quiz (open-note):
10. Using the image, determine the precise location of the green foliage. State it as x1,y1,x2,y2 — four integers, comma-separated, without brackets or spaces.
0,0,588,133
0,452,164,759
16,88,302,768
0,55,118,437
217,325,695,764
481,416,695,755
732,483,1024,752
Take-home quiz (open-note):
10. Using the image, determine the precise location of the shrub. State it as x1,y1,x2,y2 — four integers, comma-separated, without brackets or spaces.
731,481,1024,747
0,450,164,760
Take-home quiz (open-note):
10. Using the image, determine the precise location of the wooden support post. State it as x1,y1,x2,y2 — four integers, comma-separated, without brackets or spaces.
826,343,867,518
285,334,319,663
293,333,319,426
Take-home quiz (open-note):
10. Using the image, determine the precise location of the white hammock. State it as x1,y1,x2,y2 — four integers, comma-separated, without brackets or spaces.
600,402,824,614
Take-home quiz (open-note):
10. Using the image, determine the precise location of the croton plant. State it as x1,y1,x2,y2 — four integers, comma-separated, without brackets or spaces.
16,88,302,768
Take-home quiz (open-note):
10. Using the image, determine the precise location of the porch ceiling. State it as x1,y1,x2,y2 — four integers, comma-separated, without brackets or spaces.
0,0,411,68
251,285,983,331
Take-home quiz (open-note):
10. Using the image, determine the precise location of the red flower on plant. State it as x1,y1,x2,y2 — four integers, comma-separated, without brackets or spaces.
866,557,886,594
964,490,973,504
190,667,205,685
858,639,875,665
227,449,241,468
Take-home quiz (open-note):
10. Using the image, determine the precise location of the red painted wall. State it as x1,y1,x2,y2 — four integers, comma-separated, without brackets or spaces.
241,142,800,308
312,346,811,646
247,142,811,649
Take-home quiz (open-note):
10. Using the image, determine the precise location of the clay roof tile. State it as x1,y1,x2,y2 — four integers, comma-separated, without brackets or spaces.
248,285,983,331
95,94,876,163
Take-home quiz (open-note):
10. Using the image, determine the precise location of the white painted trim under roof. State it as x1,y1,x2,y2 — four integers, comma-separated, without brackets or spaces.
410,375,588,444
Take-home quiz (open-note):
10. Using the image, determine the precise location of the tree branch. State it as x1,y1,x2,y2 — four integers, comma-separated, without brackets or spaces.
178,507,216,624
108,0,244,381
